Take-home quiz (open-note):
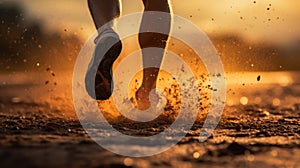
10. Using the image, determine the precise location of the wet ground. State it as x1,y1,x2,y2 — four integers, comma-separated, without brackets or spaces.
0,71,299,168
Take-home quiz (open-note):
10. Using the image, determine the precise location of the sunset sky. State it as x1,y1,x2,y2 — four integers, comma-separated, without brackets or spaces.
12,0,300,45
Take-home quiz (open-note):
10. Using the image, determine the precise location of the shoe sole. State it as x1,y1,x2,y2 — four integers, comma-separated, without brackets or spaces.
85,35,122,100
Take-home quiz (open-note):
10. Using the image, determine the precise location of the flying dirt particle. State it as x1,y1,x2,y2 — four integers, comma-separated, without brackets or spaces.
267,8,270,10
54,82,57,86
51,72,56,77
240,16,243,20
190,15,193,18
269,4,272,6
36,62,40,67
38,44,42,49
253,1,256,3
45,81,49,85
46,67,51,71
212,18,214,21
257,75,261,81
64,29,67,32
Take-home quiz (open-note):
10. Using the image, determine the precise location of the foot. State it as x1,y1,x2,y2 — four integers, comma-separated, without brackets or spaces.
135,87,166,111
135,87,151,110
85,30,122,100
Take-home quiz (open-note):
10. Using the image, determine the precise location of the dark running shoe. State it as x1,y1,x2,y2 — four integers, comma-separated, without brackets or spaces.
85,31,122,100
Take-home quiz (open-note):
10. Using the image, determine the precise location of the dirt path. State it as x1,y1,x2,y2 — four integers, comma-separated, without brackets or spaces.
0,72,299,168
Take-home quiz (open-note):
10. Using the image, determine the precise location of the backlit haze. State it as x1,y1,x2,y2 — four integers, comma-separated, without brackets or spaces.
17,0,300,45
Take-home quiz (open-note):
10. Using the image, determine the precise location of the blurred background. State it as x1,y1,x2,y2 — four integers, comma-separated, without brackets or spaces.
0,0,299,73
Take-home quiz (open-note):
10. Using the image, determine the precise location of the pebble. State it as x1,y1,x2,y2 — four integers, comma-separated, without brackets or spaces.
259,111,270,117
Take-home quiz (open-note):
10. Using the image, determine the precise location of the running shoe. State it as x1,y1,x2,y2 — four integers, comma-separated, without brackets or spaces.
85,30,122,100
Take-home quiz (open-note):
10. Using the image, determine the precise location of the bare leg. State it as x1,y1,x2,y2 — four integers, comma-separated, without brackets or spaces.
136,0,171,109
88,0,120,31
86,0,122,100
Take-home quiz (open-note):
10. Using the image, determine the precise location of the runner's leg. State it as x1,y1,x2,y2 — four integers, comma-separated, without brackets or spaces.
86,0,122,100
88,0,120,30
136,0,171,108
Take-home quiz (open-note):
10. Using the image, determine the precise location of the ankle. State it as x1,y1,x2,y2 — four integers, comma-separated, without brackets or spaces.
94,28,118,44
